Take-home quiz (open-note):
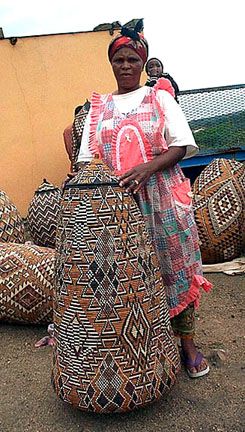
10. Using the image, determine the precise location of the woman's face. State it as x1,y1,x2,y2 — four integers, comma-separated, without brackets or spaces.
111,47,144,94
147,59,163,78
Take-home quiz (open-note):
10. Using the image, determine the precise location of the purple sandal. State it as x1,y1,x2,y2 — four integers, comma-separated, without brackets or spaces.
183,351,210,378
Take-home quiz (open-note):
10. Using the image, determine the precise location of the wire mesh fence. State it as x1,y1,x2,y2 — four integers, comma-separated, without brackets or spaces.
179,84,245,153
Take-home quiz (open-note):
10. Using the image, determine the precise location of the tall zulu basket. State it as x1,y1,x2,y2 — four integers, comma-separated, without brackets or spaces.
0,190,25,243
193,158,245,264
52,158,180,413
27,180,61,248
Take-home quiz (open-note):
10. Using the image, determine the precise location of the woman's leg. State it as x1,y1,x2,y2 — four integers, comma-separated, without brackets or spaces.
171,303,209,376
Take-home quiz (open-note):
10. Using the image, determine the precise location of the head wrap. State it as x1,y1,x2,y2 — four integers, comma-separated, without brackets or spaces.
108,19,148,64
145,58,164,75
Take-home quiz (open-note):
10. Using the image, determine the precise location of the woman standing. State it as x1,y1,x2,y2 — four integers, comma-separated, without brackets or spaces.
77,23,212,379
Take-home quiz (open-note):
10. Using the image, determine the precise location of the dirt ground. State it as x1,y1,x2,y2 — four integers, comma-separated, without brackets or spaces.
0,273,244,432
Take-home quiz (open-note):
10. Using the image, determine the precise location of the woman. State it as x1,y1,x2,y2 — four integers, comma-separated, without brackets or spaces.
145,57,180,102
76,24,212,378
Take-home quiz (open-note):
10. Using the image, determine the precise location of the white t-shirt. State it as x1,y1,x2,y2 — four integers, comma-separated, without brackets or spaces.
77,86,198,162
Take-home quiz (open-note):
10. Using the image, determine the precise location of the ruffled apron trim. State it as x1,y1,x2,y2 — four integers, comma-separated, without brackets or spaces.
169,274,213,319
154,77,176,99
111,118,154,175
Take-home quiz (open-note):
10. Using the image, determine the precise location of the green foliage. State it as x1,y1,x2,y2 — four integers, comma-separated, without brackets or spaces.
189,111,245,151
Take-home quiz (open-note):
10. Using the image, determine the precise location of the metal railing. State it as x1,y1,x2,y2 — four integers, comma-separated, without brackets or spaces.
179,84,245,153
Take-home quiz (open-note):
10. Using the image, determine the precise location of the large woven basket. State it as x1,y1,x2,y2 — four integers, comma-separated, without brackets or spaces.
0,191,25,243
193,158,245,264
0,242,54,324
27,180,61,248
52,158,180,413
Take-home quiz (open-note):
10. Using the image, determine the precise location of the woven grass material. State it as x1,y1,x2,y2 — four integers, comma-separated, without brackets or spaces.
52,158,180,413
27,180,61,248
193,158,245,264
0,191,25,243
0,242,54,324
71,102,90,171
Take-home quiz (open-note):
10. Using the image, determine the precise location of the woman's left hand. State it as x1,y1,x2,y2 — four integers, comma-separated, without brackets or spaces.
118,161,155,194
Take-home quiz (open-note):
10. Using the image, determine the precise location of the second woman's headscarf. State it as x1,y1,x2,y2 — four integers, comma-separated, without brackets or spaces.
108,19,148,64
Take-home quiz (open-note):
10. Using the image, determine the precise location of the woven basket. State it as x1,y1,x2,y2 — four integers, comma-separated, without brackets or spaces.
52,158,180,413
0,191,25,243
27,179,61,248
0,242,54,324
71,101,90,171
193,158,245,264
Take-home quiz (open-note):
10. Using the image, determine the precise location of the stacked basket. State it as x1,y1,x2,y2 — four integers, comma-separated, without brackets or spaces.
193,158,245,264
27,179,61,248
0,182,59,324
0,191,25,244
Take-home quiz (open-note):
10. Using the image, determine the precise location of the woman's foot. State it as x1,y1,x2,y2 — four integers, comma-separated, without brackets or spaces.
180,338,209,378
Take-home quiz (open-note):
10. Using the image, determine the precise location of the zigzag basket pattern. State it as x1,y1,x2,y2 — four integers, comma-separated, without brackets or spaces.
0,190,25,244
0,242,55,324
27,180,61,248
52,158,180,413
193,158,245,264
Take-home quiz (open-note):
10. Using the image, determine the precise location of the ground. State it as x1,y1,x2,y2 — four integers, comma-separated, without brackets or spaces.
0,273,244,432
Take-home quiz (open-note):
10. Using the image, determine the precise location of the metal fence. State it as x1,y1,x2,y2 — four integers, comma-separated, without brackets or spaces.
179,84,245,153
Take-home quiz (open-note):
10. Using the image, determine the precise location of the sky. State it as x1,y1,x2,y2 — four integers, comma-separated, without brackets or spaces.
0,0,244,90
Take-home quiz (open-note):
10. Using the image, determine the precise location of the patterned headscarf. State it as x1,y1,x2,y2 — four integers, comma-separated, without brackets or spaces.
108,19,148,64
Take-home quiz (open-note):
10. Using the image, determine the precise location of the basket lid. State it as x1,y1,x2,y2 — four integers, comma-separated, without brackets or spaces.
35,179,60,194
65,158,119,189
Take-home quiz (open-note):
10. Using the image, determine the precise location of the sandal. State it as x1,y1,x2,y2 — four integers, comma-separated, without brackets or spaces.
182,351,210,379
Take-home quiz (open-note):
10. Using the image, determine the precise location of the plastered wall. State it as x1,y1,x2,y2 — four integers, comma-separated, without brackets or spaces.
0,30,146,216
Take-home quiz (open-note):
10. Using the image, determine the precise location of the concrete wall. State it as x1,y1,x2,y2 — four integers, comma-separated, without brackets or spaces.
0,30,146,215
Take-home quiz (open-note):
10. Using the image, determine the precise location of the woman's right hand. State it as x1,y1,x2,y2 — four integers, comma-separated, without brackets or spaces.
118,161,155,194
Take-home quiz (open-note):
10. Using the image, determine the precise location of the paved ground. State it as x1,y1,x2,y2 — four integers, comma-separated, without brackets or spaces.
0,273,244,432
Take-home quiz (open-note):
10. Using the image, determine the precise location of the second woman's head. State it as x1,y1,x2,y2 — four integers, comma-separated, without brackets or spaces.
145,58,164,78
108,27,148,94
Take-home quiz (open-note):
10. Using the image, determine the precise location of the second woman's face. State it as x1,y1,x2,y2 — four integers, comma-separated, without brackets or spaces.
111,47,144,94
147,59,163,77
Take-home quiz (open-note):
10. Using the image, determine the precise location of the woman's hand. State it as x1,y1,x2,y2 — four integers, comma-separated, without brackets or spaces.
118,161,155,194
118,147,187,194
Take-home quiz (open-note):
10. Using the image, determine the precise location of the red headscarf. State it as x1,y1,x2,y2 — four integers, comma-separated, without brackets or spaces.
108,22,148,64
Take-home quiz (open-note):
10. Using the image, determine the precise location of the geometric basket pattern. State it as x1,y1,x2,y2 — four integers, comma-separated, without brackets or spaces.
71,101,90,172
0,242,55,324
0,190,25,244
52,158,180,413
27,179,61,248
193,158,245,264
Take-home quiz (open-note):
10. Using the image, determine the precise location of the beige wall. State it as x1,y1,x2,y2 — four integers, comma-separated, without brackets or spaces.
0,30,147,216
